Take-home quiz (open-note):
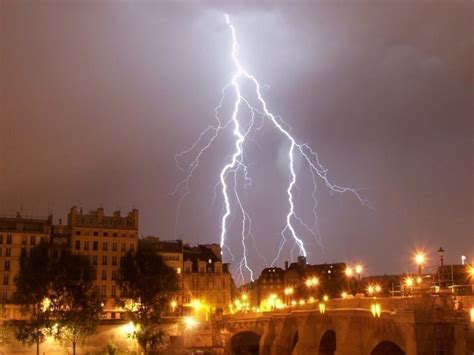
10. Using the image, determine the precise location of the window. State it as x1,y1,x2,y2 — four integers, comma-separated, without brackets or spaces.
102,242,107,251
4,261,9,271
112,256,117,266
21,236,27,245
6,235,12,244
30,235,36,245
3,275,8,286
121,243,126,252
1,292,7,303
113,233,117,237
112,243,117,252
101,270,107,281
92,271,97,280
93,241,98,251
101,285,106,297
92,256,97,266
112,270,117,280
0,235,3,244
102,256,107,265
84,241,89,251
75,230,81,236
0,248,2,257
21,247,26,256
130,244,135,252
111,285,116,297
75,241,80,250
177,267,181,274
5,248,11,257
93,231,98,236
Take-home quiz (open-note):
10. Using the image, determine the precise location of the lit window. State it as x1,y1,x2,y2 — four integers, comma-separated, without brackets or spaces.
177,267,181,274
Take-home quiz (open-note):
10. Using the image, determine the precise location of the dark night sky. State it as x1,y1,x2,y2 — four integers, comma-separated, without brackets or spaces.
1,1,472,280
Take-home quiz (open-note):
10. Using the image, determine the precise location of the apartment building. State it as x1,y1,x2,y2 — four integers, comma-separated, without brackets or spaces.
0,214,53,304
68,206,139,313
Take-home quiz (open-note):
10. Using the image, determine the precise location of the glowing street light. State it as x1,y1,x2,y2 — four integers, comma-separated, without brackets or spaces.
468,265,474,278
284,287,294,305
184,316,198,329
323,295,329,302
305,277,319,287
345,267,353,277
414,252,426,276
122,321,138,336
355,264,364,282
170,300,178,311
341,291,348,299
405,276,414,288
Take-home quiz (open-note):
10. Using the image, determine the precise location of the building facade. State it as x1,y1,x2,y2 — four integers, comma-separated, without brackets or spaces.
145,237,233,313
68,207,139,312
0,214,53,304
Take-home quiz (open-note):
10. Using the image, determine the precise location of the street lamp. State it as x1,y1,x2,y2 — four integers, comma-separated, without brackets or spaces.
438,247,445,267
284,287,294,305
414,252,426,276
355,264,363,281
355,264,363,292
468,265,474,279
305,276,319,298
345,267,353,292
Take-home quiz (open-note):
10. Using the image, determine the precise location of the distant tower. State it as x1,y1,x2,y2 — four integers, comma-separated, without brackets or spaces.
297,255,307,268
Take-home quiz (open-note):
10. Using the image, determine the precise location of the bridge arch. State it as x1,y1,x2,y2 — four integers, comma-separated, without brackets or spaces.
230,331,261,355
371,340,405,355
318,329,336,355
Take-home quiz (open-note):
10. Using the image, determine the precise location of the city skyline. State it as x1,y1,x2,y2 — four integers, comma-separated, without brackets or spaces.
1,1,472,277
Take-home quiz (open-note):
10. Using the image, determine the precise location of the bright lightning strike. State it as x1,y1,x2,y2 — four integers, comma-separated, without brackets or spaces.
174,14,370,284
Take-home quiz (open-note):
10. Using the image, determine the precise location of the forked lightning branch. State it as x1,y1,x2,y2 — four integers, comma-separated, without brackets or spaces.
174,14,369,285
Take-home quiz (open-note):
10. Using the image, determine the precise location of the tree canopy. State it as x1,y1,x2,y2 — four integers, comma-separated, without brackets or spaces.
118,240,178,354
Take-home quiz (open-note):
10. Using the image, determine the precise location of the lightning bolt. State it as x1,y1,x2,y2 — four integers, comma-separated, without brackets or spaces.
174,14,369,284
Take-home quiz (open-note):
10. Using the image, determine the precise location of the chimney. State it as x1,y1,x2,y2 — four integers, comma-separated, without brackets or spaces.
285,261,289,270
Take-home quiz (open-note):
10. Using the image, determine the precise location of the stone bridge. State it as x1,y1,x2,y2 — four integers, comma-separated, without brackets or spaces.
220,296,472,355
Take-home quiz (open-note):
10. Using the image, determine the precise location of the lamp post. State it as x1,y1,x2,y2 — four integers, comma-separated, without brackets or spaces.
355,265,363,292
414,253,425,276
284,287,294,306
345,267,353,292
438,247,444,288
305,277,319,299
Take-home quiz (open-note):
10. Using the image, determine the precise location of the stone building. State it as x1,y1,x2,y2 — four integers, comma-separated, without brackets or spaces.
252,256,348,306
182,243,233,311
257,266,285,305
140,237,234,314
68,206,139,315
0,213,53,304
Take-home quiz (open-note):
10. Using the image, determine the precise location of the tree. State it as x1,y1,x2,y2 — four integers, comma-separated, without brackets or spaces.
13,242,53,355
118,240,177,354
50,251,103,355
